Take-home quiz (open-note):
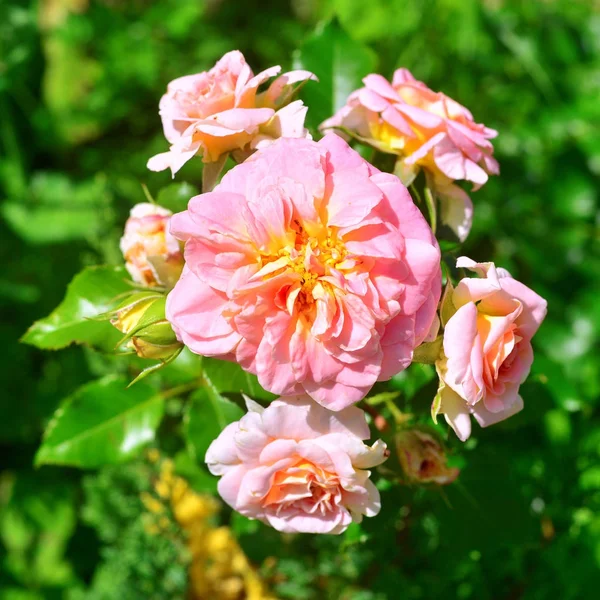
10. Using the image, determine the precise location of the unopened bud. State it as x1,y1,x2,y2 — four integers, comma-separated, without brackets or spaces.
395,428,459,485
120,203,184,288
110,291,181,360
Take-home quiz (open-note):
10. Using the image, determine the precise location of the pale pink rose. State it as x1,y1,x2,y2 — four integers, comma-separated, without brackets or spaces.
166,135,442,410
120,203,183,288
434,257,547,441
205,395,388,534
320,69,499,241
147,50,316,176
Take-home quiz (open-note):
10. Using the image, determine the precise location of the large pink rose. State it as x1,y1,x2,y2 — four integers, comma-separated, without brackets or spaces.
166,134,442,410
147,50,316,176
320,69,499,241
205,395,388,534
434,257,547,441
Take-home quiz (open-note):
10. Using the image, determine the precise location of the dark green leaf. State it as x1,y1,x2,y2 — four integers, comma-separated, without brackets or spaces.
293,20,377,128
156,182,199,213
184,385,243,463
1,172,112,244
202,357,276,401
35,375,164,468
22,266,132,351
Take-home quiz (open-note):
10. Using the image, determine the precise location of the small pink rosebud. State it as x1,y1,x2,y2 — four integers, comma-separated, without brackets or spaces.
120,203,184,288
395,428,459,485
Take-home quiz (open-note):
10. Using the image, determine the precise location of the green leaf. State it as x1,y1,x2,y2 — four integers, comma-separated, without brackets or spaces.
202,357,276,401
1,172,112,244
156,182,199,213
35,375,164,468
412,336,443,365
293,20,377,129
22,266,132,351
184,385,244,463
440,279,457,328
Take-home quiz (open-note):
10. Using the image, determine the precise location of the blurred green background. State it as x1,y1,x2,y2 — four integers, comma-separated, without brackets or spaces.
1,0,599,598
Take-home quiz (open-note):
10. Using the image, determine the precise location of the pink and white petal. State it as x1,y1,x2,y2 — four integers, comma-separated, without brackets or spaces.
380,105,415,137
303,370,375,411
472,393,524,428
216,464,247,510
166,267,241,356
265,508,348,534
218,137,326,205
370,172,436,245
496,277,548,338
439,385,472,442
195,107,275,136
325,170,383,228
234,413,270,463
403,132,446,166
358,87,391,112
318,132,379,177
263,70,318,106
236,65,281,105
400,238,442,316
349,438,388,469
174,191,250,241
438,184,473,242
259,439,298,464
342,223,403,260
363,74,401,101
443,302,479,393
205,422,242,475
236,459,295,508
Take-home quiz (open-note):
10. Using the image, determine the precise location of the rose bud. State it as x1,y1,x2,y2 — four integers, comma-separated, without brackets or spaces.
110,291,182,360
120,203,184,289
395,428,459,485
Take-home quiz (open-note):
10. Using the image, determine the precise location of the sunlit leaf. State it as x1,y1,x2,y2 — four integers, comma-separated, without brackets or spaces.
293,20,377,129
202,357,276,401
35,375,164,468
22,266,132,351
184,385,243,463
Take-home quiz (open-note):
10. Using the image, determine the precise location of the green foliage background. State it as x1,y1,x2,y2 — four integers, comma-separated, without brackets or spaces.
1,0,598,598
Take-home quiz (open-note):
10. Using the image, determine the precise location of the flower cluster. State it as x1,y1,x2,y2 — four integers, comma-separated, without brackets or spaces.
109,50,546,534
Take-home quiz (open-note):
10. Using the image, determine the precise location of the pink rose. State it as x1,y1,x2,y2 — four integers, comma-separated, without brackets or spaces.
434,257,547,441
205,395,388,534
147,50,316,176
320,69,499,241
166,135,442,410
120,203,183,288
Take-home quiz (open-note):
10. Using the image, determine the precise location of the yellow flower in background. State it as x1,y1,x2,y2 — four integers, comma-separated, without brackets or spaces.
142,454,276,600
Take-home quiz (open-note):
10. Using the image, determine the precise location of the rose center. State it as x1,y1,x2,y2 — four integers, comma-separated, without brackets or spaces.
262,460,341,516
258,223,348,316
